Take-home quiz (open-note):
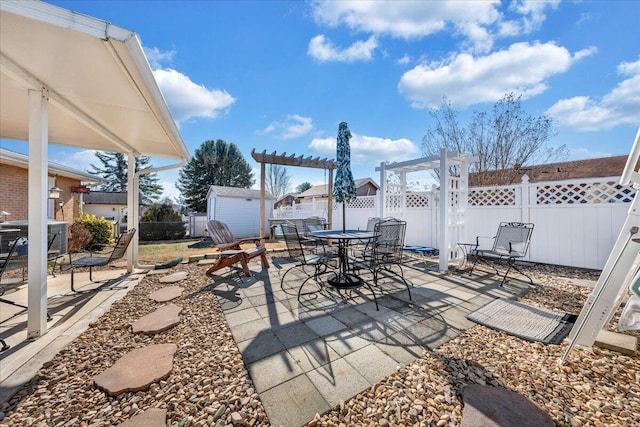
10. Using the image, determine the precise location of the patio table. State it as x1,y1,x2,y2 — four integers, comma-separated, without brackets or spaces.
308,229,376,286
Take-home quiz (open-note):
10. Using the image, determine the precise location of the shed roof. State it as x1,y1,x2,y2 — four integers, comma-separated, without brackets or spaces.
298,178,378,198
0,147,101,183
206,185,273,200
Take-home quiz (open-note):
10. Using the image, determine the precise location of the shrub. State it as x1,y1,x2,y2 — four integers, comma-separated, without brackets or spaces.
68,223,93,252
74,214,113,247
141,203,182,222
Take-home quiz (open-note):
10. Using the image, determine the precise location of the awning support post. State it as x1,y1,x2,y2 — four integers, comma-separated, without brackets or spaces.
27,88,49,339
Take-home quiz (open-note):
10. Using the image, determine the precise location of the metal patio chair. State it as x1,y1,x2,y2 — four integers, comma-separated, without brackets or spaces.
354,218,412,300
65,228,136,292
460,222,535,286
279,222,333,298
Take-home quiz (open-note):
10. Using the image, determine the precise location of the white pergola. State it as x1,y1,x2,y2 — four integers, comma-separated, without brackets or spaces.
0,1,190,339
376,148,478,271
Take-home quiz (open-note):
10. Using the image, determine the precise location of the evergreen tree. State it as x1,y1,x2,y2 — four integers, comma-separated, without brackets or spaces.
176,139,254,212
296,182,312,193
88,152,163,204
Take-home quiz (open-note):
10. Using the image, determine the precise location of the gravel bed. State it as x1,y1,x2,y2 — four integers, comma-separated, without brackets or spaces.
1,261,639,426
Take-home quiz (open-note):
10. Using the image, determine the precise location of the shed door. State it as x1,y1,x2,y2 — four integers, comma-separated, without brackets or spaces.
208,196,216,221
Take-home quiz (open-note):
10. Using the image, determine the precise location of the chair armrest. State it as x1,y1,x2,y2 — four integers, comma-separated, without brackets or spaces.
216,242,242,251
236,237,265,247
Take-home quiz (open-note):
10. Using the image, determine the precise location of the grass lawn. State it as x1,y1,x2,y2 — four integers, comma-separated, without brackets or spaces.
138,239,285,262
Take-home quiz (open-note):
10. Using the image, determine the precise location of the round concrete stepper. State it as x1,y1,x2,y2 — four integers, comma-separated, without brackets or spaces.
461,384,554,427
94,344,177,396
118,408,167,427
159,271,188,283
131,303,182,334
148,286,184,302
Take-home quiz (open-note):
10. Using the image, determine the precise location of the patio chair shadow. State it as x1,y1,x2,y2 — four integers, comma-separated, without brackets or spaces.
0,275,131,359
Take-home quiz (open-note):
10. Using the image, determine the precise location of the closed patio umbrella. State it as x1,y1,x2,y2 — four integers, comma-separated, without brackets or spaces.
333,122,357,232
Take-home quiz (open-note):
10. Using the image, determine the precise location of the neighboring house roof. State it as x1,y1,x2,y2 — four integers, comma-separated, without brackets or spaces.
0,147,101,183
469,155,635,186
298,178,379,198
206,185,273,200
274,192,300,205
84,191,143,205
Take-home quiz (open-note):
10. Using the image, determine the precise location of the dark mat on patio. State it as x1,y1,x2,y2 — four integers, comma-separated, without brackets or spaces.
467,298,577,345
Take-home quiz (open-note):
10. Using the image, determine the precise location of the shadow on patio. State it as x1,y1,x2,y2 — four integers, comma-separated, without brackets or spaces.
212,255,533,426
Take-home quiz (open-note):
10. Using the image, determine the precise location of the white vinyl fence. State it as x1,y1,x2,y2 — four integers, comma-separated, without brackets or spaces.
317,175,634,270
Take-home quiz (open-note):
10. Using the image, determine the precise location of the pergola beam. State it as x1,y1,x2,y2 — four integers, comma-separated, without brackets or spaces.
251,149,337,238
251,149,336,170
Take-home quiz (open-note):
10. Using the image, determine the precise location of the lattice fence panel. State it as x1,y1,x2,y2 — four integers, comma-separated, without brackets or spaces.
468,187,516,206
347,196,376,209
536,181,636,204
385,195,403,210
406,193,430,208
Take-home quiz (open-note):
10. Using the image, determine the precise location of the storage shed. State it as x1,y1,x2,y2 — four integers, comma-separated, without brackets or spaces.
206,186,273,238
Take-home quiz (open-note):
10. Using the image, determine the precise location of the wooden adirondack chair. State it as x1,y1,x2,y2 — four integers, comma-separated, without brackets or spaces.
205,220,269,276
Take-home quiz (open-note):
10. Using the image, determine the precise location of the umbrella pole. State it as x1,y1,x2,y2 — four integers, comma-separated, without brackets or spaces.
342,203,346,233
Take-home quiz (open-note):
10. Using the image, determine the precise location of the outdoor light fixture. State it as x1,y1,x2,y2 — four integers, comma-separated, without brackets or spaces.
48,186,62,199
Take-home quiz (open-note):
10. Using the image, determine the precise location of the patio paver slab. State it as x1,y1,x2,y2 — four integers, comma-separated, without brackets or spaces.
259,374,330,427
307,358,371,408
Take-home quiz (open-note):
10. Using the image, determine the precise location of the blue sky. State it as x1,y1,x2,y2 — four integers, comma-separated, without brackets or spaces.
3,0,639,200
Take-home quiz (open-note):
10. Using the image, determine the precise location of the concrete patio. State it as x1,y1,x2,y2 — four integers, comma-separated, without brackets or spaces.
211,255,533,426
0,266,146,404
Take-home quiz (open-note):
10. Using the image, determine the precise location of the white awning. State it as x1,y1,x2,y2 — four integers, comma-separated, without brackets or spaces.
0,0,190,160
0,0,191,339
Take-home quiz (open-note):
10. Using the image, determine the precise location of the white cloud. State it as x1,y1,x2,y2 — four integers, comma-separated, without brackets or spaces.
567,147,613,161
310,0,559,54
50,149,98,174
546,57,640,131
258,115,314,139
153,68,236,123
143,46,176,69
396,55,411,66
308,34,378,62
398,42,594,108
309,133,418,164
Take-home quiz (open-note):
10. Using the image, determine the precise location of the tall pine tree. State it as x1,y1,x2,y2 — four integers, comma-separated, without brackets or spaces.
176,139,254,212
88,152,163,204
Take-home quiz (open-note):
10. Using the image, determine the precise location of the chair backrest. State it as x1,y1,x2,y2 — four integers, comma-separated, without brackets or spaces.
366,217,382,231
0,237,20,280
373,218,407,260
206,220,236,245
279,222,306,262
302,217,326,236
107,228,136,262
493,222,534,257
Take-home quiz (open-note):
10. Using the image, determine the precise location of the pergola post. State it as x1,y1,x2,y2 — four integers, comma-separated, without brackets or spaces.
27,88,49,339
378,161,386,218
439,147,449,271
260,162,266,243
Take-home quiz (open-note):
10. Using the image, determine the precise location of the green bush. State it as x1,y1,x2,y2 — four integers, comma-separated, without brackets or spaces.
74,214,113,247
141,203,182,222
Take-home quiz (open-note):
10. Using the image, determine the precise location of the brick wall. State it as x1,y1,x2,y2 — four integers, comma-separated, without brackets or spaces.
0,163,80,223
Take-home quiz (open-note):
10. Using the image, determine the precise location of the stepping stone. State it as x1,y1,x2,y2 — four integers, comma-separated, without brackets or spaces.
95,344,177,396
461,384,554,427
197,258,218,266
159,271,188,283
148,286,183,302
132,304,182,334
118,408,167,426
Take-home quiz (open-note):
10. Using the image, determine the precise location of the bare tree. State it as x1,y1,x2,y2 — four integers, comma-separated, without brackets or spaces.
266,164,291,200
422,93,567,185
